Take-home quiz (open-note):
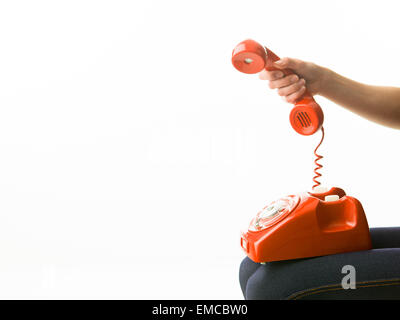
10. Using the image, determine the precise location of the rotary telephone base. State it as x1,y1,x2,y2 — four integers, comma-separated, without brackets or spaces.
241,186,372,263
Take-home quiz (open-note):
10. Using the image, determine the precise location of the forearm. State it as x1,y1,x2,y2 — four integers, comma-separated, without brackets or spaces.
319,69,400,129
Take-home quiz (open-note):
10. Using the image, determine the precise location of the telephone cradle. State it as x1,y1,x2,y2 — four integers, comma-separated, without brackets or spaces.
240,187,372,263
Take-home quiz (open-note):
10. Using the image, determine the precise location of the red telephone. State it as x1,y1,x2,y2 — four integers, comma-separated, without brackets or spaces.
240,187,372,262
232,39,372,262
232,39,324,136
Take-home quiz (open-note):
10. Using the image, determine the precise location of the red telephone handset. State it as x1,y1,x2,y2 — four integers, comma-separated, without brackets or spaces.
232,39,324,136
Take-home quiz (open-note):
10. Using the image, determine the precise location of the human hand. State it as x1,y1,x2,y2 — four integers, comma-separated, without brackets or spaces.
259,58,327,103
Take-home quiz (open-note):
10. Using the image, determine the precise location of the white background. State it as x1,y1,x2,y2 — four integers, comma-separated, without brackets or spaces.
0,0,399,299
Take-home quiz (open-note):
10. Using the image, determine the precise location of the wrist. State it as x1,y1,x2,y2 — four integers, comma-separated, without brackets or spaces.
317,66,335,97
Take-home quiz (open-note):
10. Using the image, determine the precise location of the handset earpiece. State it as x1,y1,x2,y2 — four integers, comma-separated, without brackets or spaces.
232,39,324,136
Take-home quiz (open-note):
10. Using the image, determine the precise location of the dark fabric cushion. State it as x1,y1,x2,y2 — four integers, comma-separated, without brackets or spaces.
240,227,400,300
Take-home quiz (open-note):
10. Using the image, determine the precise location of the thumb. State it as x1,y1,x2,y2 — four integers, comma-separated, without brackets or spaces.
273,57,302,71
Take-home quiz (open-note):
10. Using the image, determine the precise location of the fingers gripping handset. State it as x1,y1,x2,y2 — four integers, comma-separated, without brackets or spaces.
232,39,324,135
